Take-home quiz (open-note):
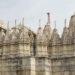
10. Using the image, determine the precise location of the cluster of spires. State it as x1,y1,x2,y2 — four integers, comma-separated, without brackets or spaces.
0,12,75,46
0,17,33,45
37,12,75,46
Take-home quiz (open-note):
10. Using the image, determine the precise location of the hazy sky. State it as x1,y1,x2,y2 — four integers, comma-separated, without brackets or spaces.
0,0,75,34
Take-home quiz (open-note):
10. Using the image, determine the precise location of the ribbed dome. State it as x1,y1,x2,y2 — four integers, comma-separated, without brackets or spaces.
10,28,19,43
20,27,30,43
43,25,51,40
51,28,61,46
41,34,47,44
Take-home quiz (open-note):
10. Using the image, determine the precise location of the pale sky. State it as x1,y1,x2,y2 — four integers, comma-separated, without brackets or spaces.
0,0,75,34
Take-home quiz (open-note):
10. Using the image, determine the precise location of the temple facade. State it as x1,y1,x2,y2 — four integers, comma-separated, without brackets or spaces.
0,13,75,75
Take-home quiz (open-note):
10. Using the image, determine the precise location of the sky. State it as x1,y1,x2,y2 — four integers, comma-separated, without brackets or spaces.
0,0,75,34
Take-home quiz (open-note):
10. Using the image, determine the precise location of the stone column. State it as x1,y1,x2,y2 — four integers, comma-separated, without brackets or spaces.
31,57,36,75
45,58,52,75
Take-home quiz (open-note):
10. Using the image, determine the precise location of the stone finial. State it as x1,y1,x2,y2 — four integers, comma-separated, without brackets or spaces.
47,12,50,25
37,19,42,34
37,19,42,42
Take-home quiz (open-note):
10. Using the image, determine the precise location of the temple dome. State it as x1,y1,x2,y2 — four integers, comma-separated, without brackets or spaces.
51,28,61,46
10,28,19,43
41,34,48,44
19,27,30,43
43,25,51,40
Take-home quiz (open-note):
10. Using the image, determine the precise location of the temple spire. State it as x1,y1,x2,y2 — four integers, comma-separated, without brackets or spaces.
47,12,50,25
64,19,67,27
37,19,42,34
